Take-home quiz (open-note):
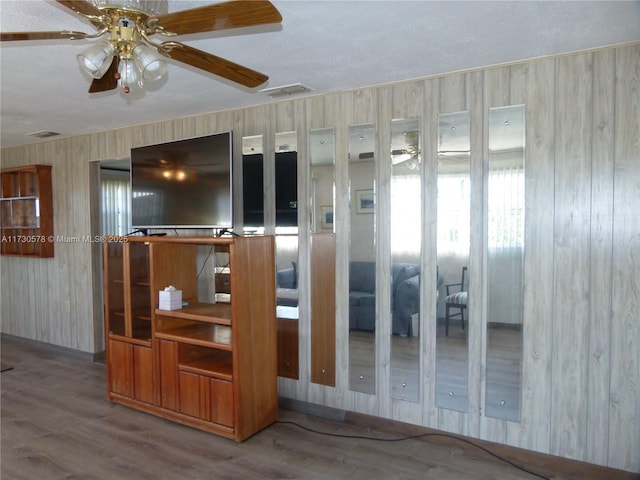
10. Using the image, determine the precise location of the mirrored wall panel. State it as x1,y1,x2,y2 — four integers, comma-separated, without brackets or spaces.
390,117,421,402
274,132,299,375
348,124,376,394
275,131,298,228
242,135,264,233
310,128,335,234
485,104,525,421
435,111,470,412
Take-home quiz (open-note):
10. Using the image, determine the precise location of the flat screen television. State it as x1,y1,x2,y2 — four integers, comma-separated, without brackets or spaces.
130,132,233,229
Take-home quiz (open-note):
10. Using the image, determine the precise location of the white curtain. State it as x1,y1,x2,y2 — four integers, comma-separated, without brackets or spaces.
488,166,524,250
487,166,525,324
390,174,421,262
437,174,471,257
101,170,131,236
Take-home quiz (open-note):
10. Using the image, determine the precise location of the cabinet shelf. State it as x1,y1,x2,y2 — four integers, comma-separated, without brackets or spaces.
108,332,152,347
156,323,232,350
155,302,231,325
179,356,233,381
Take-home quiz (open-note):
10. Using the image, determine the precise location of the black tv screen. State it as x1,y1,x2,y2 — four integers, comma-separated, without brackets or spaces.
131,132,232,229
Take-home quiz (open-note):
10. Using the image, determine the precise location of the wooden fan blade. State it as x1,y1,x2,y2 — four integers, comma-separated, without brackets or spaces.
159,42,268,88
0,31,89,42
88,56,120,93
153,0,281,36
56,0,105,19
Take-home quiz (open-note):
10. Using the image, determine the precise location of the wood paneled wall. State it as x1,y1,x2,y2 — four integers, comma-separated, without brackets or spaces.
1,43,638,472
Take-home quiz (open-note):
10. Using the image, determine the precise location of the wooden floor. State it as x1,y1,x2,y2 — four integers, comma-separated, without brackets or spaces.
2,337,636,480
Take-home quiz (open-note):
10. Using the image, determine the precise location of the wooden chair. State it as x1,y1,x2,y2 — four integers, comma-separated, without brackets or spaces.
444,266,467,336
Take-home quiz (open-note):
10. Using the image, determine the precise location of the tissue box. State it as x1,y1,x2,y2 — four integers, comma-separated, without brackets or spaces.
159,290,182,310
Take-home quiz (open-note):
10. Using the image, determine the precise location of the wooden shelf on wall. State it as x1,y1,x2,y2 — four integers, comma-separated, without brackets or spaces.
0,165,54,257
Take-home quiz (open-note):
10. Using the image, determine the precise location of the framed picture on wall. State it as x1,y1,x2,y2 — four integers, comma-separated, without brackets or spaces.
356,189,374,214
320,205,334,229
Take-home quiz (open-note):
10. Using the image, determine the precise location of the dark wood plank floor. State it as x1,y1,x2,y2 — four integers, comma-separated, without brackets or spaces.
2,337,636,480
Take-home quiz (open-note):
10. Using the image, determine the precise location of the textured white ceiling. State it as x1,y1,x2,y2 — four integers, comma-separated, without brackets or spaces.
1,0,639,148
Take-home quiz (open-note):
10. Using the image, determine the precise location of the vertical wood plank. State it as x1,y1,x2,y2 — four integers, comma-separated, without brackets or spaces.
422,76,440,429
551,52,593,461
480,65,511,443
608,43,640,473
511,57,556,454
586,47,616,467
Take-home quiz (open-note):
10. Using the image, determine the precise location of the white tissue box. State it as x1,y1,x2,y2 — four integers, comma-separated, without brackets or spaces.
159,290,182,310
214,325,232,345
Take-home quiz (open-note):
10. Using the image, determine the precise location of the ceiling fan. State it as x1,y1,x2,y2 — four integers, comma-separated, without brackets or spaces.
391,131,420,167
0,0,282,94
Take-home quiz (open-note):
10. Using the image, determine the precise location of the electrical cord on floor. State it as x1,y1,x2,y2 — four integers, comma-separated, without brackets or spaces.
275,420,551,480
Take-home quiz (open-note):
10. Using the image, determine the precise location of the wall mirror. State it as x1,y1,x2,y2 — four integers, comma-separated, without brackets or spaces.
242,135,264,233
485,104,525,421
274,131,299,312
390,117,421,402
309,128,335,234
347,124,376,395
435,111,471,412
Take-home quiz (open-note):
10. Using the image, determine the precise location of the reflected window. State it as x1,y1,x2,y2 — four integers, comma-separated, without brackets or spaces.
435,110,470,413
485,104,525,422
390,118,421,403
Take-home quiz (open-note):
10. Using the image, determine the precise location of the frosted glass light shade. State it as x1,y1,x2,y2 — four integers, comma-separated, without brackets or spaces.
133,44,167,81
77,41,116,79
118,58,141,93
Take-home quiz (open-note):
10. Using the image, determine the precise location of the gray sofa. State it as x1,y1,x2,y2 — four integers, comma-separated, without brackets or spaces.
277,261,421,336
349,261,421,335
276,262,299,307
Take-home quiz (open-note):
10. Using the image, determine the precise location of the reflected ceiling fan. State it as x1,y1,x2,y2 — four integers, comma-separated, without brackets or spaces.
391,131,420,167
0,0,282,93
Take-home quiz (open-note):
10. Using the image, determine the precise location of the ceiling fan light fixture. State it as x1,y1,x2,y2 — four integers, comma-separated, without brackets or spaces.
133,44,167,81
77,41,116,79
91,0,168,16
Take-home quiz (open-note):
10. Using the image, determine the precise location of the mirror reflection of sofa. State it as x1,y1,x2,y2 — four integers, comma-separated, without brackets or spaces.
276,261,422,336
349,261,421,336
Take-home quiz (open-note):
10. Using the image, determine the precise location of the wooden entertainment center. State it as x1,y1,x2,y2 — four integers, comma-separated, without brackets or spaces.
103,235,277,441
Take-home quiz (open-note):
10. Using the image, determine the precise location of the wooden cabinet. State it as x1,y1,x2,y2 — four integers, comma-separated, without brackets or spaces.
103,235,277,441
276,306,299,379
311,233,336,386
0,165,54,257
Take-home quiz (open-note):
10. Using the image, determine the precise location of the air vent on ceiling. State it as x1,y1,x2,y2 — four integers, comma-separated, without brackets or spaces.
259,83,313,98
26,130,61,139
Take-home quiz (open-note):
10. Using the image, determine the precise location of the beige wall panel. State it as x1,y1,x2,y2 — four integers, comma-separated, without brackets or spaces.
586,48,616,466
243,105,267,136
512,57,556,453
421,76,440,429
466,70,484,439
609,43,640,473
391,80,423,119
376,84,393,419
551,52,594,461
352,88,376,125
439,73,468,113
275,100,296,132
